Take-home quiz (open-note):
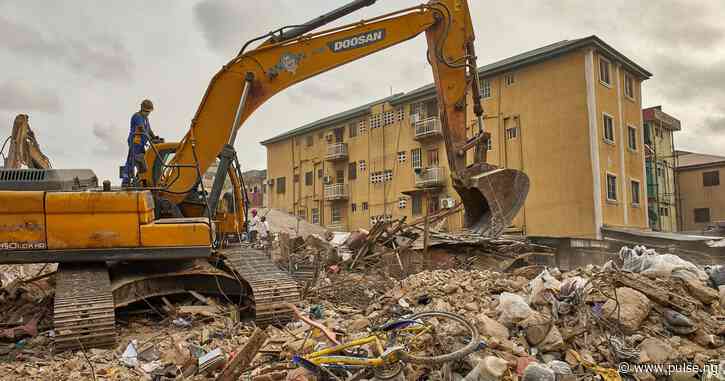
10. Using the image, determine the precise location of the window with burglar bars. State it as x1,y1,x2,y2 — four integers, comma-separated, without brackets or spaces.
411,148,422,169
348,122,358,138
305,171,313,186
412,194,422,215
276,177,286,194
311,208,319,224
479,78,491,98
331,206,342,224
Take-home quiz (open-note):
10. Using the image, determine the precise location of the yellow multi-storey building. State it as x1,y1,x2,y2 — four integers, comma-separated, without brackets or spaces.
261,36,651,240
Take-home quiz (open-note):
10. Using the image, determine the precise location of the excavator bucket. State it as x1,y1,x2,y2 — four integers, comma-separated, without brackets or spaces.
455,167,529,237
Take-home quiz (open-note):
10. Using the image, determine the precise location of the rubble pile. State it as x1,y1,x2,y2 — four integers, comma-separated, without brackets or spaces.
1,238,725,380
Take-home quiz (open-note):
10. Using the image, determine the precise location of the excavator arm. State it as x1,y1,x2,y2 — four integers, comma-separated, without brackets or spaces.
2,114,51,169
160,0,528,235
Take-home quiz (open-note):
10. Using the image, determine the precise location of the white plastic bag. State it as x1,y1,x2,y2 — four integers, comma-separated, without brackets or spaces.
496,292,533,325
528,269,561,305
619,245,708,282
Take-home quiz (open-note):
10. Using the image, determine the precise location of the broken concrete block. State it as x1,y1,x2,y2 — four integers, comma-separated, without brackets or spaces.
638,337,673,364
538,325,565,352
521,363,555,381
518,312,551,346
684,278,719,304
601,287,652,331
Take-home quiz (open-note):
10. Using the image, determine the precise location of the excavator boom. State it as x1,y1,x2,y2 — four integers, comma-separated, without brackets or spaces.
159,0,528,235
2,114,51,169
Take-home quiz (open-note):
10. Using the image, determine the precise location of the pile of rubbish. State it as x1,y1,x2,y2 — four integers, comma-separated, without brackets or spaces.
1,240,725,380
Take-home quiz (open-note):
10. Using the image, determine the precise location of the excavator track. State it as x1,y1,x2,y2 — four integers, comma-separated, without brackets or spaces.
223,246,300,326
53,263,116,352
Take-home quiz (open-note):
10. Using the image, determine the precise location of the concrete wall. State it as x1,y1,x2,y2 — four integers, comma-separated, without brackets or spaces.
678,165,725,232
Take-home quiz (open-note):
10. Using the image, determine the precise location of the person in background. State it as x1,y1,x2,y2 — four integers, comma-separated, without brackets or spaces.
248,208,259,242
259,215,269,242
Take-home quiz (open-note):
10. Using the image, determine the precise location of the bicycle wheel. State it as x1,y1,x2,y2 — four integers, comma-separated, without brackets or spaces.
395,311,480,364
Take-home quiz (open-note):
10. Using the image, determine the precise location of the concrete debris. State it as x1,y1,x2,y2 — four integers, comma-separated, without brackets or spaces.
1,237,724,380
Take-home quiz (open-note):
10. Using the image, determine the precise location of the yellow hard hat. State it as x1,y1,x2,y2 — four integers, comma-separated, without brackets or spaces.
141,99,154,111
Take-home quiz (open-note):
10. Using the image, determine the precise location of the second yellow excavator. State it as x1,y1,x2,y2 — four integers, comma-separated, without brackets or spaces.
0,0,528,351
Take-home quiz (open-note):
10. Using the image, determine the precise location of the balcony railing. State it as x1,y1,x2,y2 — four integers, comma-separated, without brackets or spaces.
325,143,348,161
413,117,442,140
415,166,447,188
324,183,349,200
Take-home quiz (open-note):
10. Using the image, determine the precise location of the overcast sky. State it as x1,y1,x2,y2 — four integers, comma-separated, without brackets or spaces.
0,0,722,182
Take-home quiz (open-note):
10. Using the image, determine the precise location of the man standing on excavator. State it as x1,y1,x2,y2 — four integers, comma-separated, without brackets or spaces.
122,99,160,187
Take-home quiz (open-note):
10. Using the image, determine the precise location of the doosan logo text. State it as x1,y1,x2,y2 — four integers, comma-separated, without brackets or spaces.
329,29,386,52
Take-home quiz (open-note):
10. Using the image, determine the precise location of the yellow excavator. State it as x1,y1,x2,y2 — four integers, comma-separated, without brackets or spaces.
0,0,528,351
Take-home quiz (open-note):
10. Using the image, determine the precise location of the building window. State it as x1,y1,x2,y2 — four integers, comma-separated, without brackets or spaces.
383,110,396,126
428,194,440,213
479,78,491,98
305,171,313,186
331,206,342,224
358,119,367,135
298,209,306,220
703,170,720,187
398,151,407,163
656,163,664,178
412,194,422,215
659,207,669,217
411,148,422,169
370,171,383,184
311,208,319,224
383,169,393,182
505,127,518,140
362,202,368,211
335,169,344,184
599,57,611,86
606,174,617,201
276,176,286,193
293,174,300,183
694,208,711,223
504,73,515,86
485,138,493,150
351,203,357,212
655,126,662,138
603,114,614,143
306,135,313,147
624,73,635,99
630,180,640,206
427,149,439,166
627,126,637,151
359,160,366,172
348,162,357,180
398,197,407,209
318,168,323,178
410,99,438,123
348,122,358,138
370,113,383,129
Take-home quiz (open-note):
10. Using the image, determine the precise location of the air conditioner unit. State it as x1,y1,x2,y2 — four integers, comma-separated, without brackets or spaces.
323,176,332,184
440,197,455,209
